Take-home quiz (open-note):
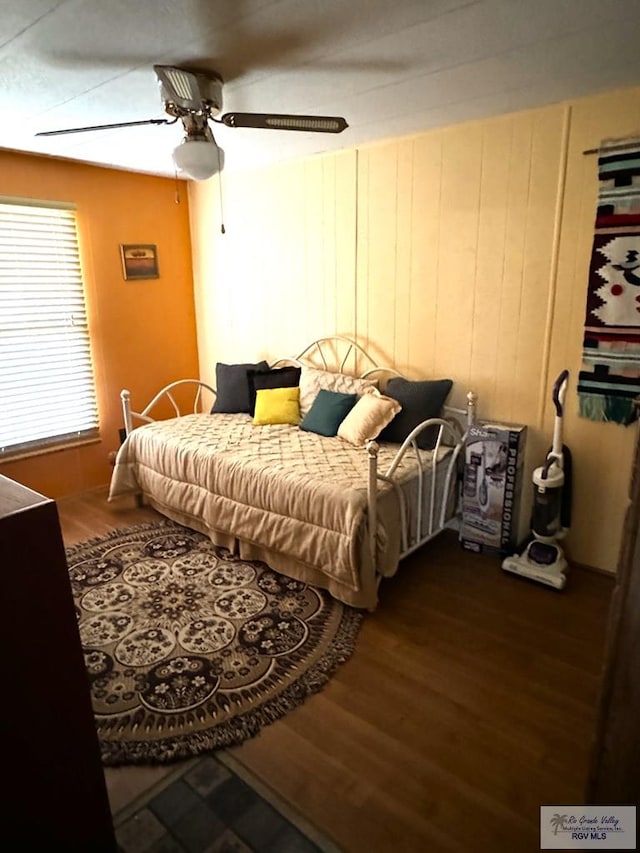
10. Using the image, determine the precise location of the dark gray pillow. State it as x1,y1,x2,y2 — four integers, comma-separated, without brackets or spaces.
211,361,269,414
247,365,302,414
379,378,453,449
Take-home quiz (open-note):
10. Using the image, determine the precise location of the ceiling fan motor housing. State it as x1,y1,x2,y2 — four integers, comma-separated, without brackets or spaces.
154,65,223,118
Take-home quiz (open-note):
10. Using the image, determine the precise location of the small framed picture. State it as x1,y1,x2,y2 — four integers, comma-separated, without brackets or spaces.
120,244,159,280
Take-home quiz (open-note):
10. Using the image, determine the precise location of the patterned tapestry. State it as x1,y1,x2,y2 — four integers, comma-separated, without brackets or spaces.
578,145,640,425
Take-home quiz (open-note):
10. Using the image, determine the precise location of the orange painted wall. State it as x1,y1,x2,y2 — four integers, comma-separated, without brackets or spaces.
0,150,198,498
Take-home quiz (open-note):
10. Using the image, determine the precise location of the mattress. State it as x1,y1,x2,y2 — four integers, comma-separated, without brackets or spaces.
109,413,452,608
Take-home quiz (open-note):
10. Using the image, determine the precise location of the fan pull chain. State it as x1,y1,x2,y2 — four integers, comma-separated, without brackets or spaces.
174,168,181,204
217,146,226,234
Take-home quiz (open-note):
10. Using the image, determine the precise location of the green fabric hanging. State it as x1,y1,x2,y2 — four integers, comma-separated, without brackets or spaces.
578,143,640,426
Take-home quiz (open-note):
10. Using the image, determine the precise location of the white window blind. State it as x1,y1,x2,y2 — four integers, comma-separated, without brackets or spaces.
0,200,99,456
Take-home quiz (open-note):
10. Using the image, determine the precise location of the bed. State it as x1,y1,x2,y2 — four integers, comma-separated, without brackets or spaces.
109,337,477,609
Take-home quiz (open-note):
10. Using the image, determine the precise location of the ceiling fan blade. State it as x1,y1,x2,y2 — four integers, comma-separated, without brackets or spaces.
219,113,348,133
36,118,175,137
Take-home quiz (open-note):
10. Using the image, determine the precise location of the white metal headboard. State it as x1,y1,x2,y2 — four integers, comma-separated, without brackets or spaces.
274,334,476,430
121,335,477,437
295,335,383,375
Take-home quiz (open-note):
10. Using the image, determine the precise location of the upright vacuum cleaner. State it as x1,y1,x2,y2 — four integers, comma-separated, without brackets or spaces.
502,370,572,590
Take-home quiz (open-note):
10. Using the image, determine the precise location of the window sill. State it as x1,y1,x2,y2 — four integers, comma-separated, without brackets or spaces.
0,435,101,464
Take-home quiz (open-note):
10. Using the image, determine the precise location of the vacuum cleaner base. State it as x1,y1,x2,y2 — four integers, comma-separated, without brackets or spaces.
501,541,568,590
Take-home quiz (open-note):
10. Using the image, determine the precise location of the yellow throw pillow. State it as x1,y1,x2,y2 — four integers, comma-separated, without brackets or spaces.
337,389,402,446
253,386,301,426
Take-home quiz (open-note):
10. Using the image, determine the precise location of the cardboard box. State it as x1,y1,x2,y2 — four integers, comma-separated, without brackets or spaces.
459,422,527,555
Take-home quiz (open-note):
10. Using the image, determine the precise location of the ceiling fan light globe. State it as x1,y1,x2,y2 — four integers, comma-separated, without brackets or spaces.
172,139,222,180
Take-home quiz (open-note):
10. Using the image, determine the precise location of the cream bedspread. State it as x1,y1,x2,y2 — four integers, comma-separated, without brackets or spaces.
109,413,451,608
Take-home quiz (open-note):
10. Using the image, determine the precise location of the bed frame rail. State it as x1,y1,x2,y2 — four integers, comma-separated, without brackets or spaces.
121,380,216,436
118,339,478,609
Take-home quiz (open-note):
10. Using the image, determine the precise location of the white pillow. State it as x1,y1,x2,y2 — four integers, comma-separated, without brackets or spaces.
299,366,378,417
337,389,401,446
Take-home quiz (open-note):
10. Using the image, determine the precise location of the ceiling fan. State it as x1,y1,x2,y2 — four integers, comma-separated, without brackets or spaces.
36,65,349,180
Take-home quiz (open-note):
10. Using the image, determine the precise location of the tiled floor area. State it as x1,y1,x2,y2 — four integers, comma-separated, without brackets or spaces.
114,754,333,853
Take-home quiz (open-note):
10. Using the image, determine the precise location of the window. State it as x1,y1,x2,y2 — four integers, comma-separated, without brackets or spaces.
0,199,99,457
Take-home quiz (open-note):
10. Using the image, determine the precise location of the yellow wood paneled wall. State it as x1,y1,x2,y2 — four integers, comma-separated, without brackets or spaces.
355,106,569,542
189,152,357,388
356,107,567,423
547,89,640,572
190,85,640,573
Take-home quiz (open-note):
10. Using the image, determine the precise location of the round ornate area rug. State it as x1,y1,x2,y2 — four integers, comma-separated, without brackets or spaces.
66,520,363,765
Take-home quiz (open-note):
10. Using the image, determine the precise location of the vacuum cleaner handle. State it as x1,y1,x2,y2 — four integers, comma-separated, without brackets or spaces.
553,369,569,417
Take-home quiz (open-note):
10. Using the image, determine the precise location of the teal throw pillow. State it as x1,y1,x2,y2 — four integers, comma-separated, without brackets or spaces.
300,389,357,437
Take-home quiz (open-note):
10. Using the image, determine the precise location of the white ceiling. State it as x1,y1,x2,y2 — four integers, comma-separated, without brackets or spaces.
2,0,640,179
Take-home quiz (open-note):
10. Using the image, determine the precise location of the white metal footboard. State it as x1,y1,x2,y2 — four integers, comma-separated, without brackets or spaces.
365,391,478,581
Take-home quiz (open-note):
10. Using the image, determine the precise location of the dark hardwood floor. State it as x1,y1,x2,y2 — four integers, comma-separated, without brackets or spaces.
57,487,614,853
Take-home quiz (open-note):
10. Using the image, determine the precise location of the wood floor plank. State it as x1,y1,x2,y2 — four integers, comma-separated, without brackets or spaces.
55,488,615,853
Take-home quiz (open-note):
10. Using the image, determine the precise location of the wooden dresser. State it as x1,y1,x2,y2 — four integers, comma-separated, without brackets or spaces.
0,474,116,851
